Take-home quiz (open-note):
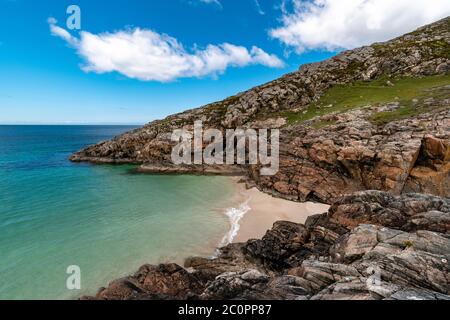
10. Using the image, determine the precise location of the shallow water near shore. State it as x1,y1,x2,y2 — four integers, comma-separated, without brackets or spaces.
0,125,239,300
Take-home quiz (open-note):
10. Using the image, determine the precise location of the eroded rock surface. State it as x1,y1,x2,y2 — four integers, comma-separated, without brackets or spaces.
70,18,450,203
250,106,449,203
75,18,450,301
82,192,450,301
327,191,450,234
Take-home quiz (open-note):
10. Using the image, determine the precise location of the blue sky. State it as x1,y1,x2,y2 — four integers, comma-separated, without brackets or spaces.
0,0,448,124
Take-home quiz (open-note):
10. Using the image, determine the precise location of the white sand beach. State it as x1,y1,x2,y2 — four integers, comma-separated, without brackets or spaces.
226,183,330,244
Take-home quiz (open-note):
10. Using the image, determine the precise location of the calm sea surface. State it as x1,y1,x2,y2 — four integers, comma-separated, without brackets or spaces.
0,125,236,299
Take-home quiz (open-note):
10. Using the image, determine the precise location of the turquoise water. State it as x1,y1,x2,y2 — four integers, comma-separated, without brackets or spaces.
0,126,236,300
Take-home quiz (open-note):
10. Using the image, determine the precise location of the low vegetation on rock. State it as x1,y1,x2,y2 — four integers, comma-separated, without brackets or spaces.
282,74,450,125
70,17,450,203
71,18,450,300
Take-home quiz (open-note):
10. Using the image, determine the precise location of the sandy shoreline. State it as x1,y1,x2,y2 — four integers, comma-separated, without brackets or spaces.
225,181,330,244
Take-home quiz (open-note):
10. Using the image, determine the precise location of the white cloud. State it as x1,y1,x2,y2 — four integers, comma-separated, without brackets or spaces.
254,0,265,15
198,0,222,8
270,0,450,53
48,18,78,46
48,19,283,82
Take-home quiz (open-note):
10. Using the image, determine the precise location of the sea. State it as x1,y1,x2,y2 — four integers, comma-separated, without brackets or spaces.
0,125,242,299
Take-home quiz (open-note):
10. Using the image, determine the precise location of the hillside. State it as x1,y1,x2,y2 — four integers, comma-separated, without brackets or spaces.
76,17,450,301
71,17,450,203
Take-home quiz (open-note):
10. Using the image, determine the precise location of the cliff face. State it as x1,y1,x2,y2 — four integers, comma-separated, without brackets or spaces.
70,17,450,204
250,104,449,203
83,191,450,300
74,18,450,301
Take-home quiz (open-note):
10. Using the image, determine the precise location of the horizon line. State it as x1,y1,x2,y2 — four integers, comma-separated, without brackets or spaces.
0,122,146,126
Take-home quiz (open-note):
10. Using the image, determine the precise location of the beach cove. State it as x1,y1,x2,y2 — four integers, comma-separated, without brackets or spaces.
0,125,328,300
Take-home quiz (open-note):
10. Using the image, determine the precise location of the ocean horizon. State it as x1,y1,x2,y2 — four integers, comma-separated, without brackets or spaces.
2,0,449,304
0,125,240,299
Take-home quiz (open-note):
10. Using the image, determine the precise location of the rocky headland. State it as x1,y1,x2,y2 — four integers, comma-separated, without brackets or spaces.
71,17,450,203
73,18,450,300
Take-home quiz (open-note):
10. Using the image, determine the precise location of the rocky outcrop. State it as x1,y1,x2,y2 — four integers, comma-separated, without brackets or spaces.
243,222,311,271
93,264,205,300
74,19,450,301
404,134,450,196
83,192,450,301
327,191,450,234
249,104,450,203
70,18,450,202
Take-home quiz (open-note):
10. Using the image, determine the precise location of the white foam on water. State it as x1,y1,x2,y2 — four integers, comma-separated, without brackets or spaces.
219,199,251,248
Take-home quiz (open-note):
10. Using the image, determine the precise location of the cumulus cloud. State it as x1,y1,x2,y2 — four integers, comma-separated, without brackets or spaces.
48,19,283,82
270,0,450,53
